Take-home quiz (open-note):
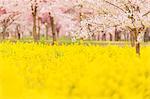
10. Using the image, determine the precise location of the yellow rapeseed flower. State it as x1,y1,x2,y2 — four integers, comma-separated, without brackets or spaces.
0,41,150,99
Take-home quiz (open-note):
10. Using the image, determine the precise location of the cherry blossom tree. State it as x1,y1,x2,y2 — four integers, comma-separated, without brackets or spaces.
0,0,150,52
0,0,20,39
102,0,150,54
71,0,150,54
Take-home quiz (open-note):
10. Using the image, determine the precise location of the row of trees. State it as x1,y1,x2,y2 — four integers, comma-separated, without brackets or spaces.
107,0,149,55
75,0,150,55
0,0,77,44
0,0,150,54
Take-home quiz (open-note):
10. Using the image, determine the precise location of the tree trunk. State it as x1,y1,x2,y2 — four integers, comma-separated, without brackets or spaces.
2,27,6,39
45,23,49,40
115,26,118,41
130,33,135,47
16,25,21,40
2,32,5,39
144,28,149,42
50,16,57,45
135,29,140,55
109,33,112,41
130,28,137,47
33,14,38,42
136,42,140,55
133,28,140,55
37,17,41,40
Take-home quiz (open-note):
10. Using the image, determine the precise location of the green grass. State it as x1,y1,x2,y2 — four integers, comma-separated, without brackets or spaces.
1,36,150,46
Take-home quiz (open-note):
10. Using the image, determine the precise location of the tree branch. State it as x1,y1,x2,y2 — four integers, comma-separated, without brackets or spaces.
142,10,150,17
104,0,126,14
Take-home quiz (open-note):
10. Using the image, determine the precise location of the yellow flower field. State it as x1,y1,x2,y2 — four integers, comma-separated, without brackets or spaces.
0,42,150,99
